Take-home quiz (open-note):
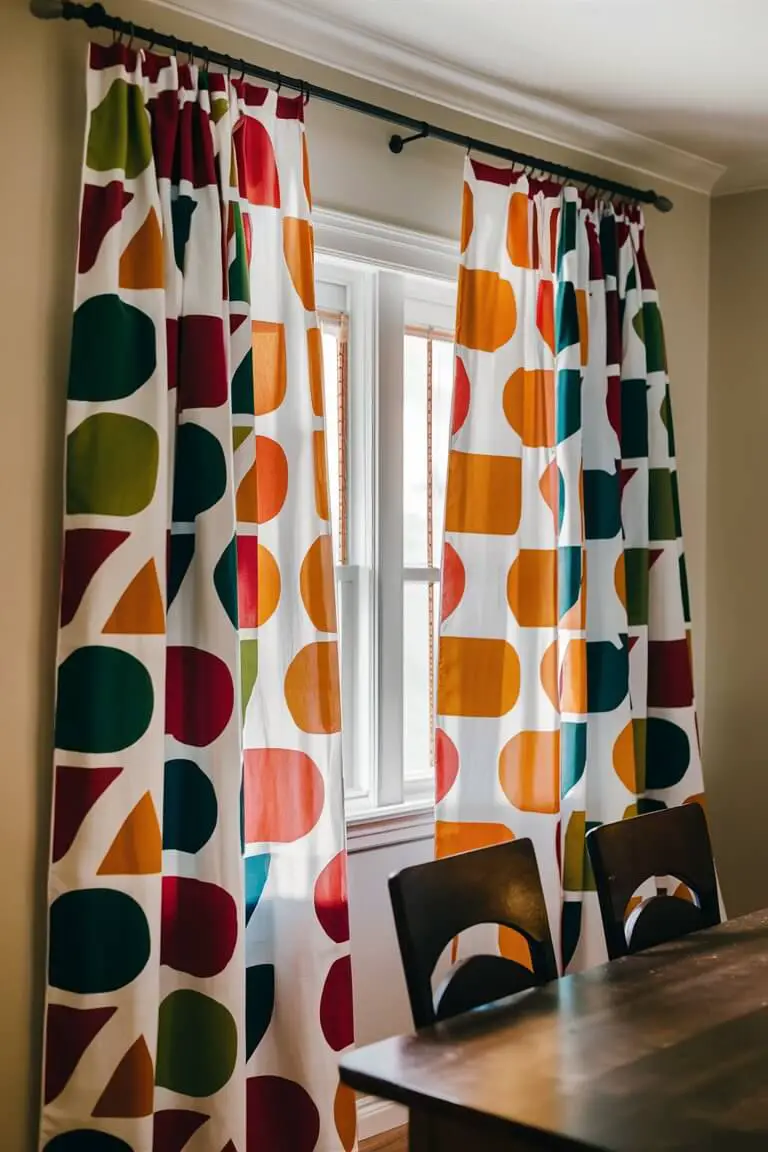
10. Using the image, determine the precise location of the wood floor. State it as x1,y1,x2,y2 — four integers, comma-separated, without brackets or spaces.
360,1126,408,1151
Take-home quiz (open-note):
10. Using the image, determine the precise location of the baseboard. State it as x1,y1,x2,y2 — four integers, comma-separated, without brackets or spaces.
357,1093,408,1142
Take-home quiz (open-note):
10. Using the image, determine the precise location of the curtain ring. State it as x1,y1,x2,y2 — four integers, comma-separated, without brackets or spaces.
302,81,311,106
275,72,283,93
125,22,135,51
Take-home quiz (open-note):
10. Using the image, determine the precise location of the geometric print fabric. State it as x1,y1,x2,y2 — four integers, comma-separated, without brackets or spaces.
436,157,706,972
42,42,353,1152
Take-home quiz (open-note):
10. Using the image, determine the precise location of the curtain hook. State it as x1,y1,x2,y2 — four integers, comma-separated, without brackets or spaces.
275,72,283,93
127,22,136,51
302,81,311,106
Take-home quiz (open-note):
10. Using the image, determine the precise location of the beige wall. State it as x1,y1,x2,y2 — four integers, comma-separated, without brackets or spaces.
706,191,768,918
1,0,710,1146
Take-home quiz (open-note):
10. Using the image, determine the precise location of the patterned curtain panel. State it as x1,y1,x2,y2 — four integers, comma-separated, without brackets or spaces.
436,158,706,973
41,44,354,1152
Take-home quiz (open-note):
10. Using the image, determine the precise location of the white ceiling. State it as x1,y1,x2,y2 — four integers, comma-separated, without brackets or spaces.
166,0,768,194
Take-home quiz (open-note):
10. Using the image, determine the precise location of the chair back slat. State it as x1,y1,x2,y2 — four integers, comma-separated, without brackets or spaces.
389,839,557,1027
587,804,719,959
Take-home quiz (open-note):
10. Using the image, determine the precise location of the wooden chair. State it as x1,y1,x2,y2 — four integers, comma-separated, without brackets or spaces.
389,839,557,1028
587,803,720,960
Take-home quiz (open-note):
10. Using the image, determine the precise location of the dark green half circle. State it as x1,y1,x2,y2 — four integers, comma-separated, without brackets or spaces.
246,964,275,1058
69,295,156,402
49,888,150,994
172,423,227,522
163,759,218,853
45,1134,133,1152
55,646,154,754
645,719,691,790
213,538,238,628
586,639,629,714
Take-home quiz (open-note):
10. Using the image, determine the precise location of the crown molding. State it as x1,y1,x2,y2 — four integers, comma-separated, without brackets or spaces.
712,170,768,198
154,0,725,194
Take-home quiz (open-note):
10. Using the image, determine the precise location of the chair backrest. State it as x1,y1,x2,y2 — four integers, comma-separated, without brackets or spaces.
389,838,557,1028
586,803,720,960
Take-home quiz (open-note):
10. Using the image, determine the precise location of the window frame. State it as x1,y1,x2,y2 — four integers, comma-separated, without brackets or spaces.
314,208,459,840
400,316,455,802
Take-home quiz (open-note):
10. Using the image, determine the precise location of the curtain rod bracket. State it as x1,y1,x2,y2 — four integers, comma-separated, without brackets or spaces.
30,0,65,18
389,126,430,154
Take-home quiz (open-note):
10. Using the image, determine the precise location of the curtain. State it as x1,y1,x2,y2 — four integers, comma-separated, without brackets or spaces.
436,158,705,972
41,43,355,1152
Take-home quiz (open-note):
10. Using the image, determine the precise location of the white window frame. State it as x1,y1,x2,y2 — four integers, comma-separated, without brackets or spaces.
314,208,459,844
316,260,376,813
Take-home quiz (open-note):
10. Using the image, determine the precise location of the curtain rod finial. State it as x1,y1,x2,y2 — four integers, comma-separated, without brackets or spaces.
30,0,65,18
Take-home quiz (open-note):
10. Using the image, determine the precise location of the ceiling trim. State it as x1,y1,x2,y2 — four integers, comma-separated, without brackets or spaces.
156,0,725,194
712,177,768,199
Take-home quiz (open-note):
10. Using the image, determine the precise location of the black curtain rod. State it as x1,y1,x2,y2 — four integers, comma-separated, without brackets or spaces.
31,0,673,213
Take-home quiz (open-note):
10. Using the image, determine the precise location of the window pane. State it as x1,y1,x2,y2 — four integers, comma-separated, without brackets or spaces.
403,580,439,783
403,331,454,566
337,577,353,792
403,334,428,565
320,316,348,565
432,338,454,564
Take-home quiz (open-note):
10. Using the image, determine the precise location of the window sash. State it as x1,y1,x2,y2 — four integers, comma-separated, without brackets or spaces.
317,252,456,818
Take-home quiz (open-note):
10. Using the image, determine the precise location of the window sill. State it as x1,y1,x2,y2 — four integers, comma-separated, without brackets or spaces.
346,802,435,854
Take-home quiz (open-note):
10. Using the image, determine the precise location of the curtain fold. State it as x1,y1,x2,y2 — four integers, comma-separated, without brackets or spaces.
42,42,354,1152
437,158,705,971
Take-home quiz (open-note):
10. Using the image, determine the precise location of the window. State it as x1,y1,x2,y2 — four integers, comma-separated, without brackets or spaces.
402,322,454,790
315,215,457,821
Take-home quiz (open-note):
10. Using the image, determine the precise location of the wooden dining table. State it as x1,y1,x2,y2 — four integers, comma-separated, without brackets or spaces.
340,910,768,1151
